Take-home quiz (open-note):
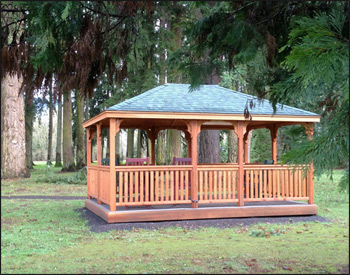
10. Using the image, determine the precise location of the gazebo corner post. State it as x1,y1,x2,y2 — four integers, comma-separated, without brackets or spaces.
146,128,157,165
189,120,200,208
109,118,121,212
236,121,246,207
304,122,314,205
86,127,95,199
96,123,102,205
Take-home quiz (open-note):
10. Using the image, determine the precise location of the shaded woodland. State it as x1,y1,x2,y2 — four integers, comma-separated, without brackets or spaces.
1,1,348,190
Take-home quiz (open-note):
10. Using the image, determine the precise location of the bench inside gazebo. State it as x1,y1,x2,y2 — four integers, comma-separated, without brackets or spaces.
83,84,320,223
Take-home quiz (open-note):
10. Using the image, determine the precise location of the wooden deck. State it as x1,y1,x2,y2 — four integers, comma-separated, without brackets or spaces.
85,199,317,223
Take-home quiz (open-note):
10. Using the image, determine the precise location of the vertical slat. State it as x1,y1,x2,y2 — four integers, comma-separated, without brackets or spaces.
268,170,272,198
199,171,203,201
180,171,184,200
140,171,144,203
259,170,262,199
145,171,149,202
285,169,289,198
293,169,298,198
218,171,222,200
245,170,249,199
129,172,133,202
119,171,123,203
134,172,139,202
298,168,302,198
277,169,280,198
254,170,258,199
150,171,154,202
281,170,285,199
204,171,208,200
223,170,227,200
232,171,236,199
228,171,231,199
302,169,306,197
155,171,159,202
185,171,189,200
175,170,179,201
170,171,174,201
272,170,276,198
263,170,267,198
209,171,213,200
165,171,169,201
124,172,128,203
289,169,293,197
250,170,254,199
214,171,217,200
160,171,164,201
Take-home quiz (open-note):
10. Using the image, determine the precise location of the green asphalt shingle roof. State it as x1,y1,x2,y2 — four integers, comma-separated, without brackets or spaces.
107,84,319,116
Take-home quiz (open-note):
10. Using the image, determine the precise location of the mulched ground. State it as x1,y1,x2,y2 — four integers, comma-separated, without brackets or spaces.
76,208,330,233
1,195,330,233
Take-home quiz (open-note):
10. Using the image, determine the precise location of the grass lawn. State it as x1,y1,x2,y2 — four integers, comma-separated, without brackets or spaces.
1,163,349,274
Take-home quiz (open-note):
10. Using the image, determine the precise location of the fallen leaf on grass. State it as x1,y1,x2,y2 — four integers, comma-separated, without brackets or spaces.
282,266,293,271
296,231,303,234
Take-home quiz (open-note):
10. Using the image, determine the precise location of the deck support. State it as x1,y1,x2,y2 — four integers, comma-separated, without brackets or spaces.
97,123,102,205
188,120,200,208
303,122,314,204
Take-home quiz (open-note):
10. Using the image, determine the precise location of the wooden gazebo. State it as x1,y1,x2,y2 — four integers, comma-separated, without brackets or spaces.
83,84,320,223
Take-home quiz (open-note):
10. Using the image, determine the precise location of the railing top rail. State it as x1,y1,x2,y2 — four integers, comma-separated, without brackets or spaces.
114,165,193,171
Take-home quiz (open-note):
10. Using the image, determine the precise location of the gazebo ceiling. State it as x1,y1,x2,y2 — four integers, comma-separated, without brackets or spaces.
83,84,320,129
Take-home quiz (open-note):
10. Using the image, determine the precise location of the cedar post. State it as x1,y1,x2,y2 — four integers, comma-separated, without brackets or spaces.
96,123,102,204
236,121,245,207
243,131,249,164
86,127,96,199
269,125,278,165
109,118,120,212
304,123,314,204
148,128,157,165
185,131,192,158
189,121,200,208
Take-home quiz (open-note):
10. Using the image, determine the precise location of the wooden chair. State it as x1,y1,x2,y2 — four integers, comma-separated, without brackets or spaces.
125,157,149,166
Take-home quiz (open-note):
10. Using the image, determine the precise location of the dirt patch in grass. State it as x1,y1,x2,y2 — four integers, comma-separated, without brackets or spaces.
76,207,330,233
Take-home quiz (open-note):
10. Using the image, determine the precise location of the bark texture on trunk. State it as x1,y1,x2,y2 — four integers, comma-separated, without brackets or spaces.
55,94,63,167
136,129,142,158
227,130,237,163
127,129,134,158
166,130,182,164
198,130,220,164
47,85,53,164
156,130,166,165
76,91,85,169
25,88,35,169
1,74,29,178
62,91,75,171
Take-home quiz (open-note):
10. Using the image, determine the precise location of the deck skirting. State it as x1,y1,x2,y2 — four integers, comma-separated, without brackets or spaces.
85,199,317,223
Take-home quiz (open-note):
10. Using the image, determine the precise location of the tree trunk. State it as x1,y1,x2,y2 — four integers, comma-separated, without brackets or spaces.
62,91,75,171
227,130,237,163
1,74,29,178
84,95,90,164
198,130,220,164
25,88,35,169
247,131,252,163
47,83,53,165
156,131,166,165
116,131,120,158
166,130,182,164
127,129,134,158
55,94,63,167
76,91,85,169
136,129,142,158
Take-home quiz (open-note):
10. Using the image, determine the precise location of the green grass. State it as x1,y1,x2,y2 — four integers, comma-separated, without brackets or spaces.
1,163,349,274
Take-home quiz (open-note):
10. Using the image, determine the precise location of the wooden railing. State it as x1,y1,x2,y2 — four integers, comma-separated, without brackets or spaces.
87,164,310,208
197,165,238,203
115,166,192,206
243,165,309,201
